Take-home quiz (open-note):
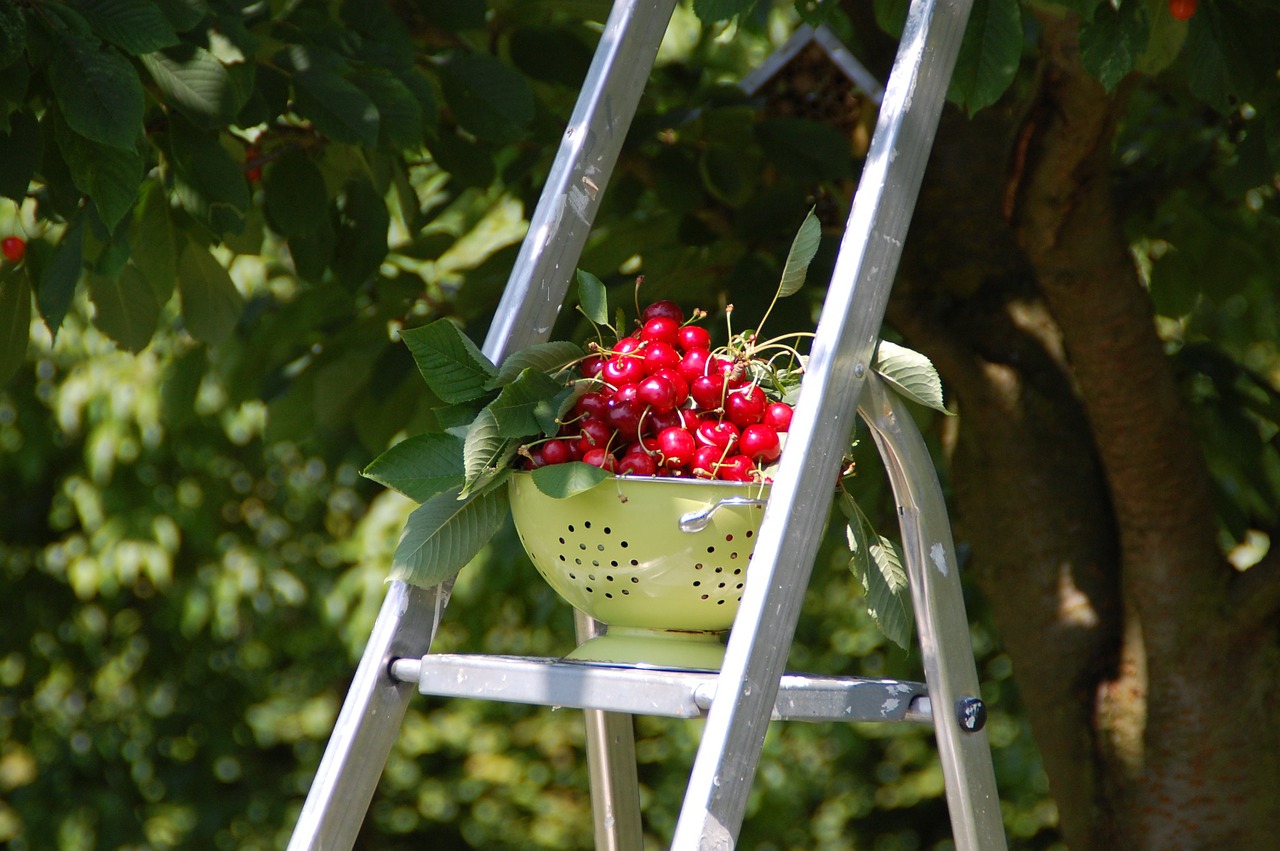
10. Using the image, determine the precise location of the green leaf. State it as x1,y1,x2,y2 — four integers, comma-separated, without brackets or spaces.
49,31,145,151
402,318,497,404
37,218,85,338
70,0,179,55
263,149,329,239
866,536,913,650
152,0,208,32
461,408,516,497
169,119,249,236
0,3,27,69
530,461,610,498
692,0,757,24
948,0,1022,115
389,485,510,588
755,117,853,183
439,53,534,143
778,207,821,298
487,368,565,438
874,341,950,415
87,265,159,352
352,69,423,149
141,43,238,126
0,110,41,203
576,269,608,325
0,265,31,385
292,61,380,147
1134,0,1188,77
54,117,143,232
1079,0,1149,93
130,181,177,304
363,433,466,503
489,341,584,388
332,176,389,290
177,240,243,344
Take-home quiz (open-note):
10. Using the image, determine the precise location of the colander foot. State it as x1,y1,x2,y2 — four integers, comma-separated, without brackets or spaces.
565,626,727,671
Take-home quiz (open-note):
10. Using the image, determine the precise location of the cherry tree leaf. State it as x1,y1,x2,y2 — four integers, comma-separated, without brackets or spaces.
529,462,610,499
778,206,821,298
362,433,465,503
402,318,497,404
874,340,950,415
390,485,509,588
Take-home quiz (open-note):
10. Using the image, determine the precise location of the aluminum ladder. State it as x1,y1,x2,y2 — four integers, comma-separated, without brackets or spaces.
287,0,1007,848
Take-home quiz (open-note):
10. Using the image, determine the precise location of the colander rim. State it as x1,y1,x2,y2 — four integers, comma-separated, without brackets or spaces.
510,469,773,494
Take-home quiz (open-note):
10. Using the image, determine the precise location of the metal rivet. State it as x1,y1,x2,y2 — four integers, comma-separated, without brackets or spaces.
854,363,865,379
956,697,987,733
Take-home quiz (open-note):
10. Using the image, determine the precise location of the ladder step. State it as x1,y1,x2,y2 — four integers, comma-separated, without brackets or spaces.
389,655,932,724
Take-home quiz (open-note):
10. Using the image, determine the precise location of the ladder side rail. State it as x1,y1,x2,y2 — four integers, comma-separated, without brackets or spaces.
671,0,974,846
286,581,447,851
287,4,676,849
860,378,1008,850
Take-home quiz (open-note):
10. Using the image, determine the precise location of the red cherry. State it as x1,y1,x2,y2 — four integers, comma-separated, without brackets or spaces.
724,386,767,428
582,447,616,471
678,348,712,383
694,419,739,452
1168,0,1196,20
763,402,794,433
690,374,730,410
640,316,680,346
578,417,614,451
612,336,644,356
651,368,689,406
636,374,679,413
642,341,682,375
244,145,263,183
656,426,696,467
2,236,25,263
580,355,605,379
541,439,573,465
602,356,645,387
642,300,684,324
739,423,781,462
677,325,711,352
607,398,646,438
716,454,756,482
691,445,726,478
574,391,611,421
616,451,657,477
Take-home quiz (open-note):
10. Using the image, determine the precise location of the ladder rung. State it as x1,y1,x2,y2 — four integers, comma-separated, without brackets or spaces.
389,655,932,724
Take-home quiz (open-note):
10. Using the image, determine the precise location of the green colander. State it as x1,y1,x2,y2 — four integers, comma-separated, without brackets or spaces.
509,472,770,669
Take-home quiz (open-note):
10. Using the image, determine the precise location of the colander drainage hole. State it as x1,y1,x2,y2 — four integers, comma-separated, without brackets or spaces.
611,560,619,567
579,543,587,550
592,560,600,567
693,581,701,587
630,577,639,583
603,527,612,534
725,534,734,541
694,562,704,570
568,525,575,532
706,546,715,553
558,537,566,544
597,544,605,551
629,559,639,566
584,521,591,529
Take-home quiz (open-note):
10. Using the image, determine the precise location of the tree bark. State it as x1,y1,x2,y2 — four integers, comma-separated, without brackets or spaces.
884,11,1280,849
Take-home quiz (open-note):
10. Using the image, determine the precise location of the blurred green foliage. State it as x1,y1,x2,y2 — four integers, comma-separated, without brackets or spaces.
3,0,1277,848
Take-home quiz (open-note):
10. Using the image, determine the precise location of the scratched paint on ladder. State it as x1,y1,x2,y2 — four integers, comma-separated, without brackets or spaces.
930,542,948,576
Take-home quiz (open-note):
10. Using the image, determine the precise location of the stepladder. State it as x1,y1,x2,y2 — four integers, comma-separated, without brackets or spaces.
287,0,1009,848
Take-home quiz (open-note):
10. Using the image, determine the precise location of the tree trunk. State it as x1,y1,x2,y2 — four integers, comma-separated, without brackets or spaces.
883,12,1280,849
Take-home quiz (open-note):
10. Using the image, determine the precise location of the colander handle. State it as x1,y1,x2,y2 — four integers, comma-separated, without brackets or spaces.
678,497,769,533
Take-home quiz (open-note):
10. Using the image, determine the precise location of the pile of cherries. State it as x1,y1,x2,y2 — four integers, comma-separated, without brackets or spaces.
523,300,795,482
